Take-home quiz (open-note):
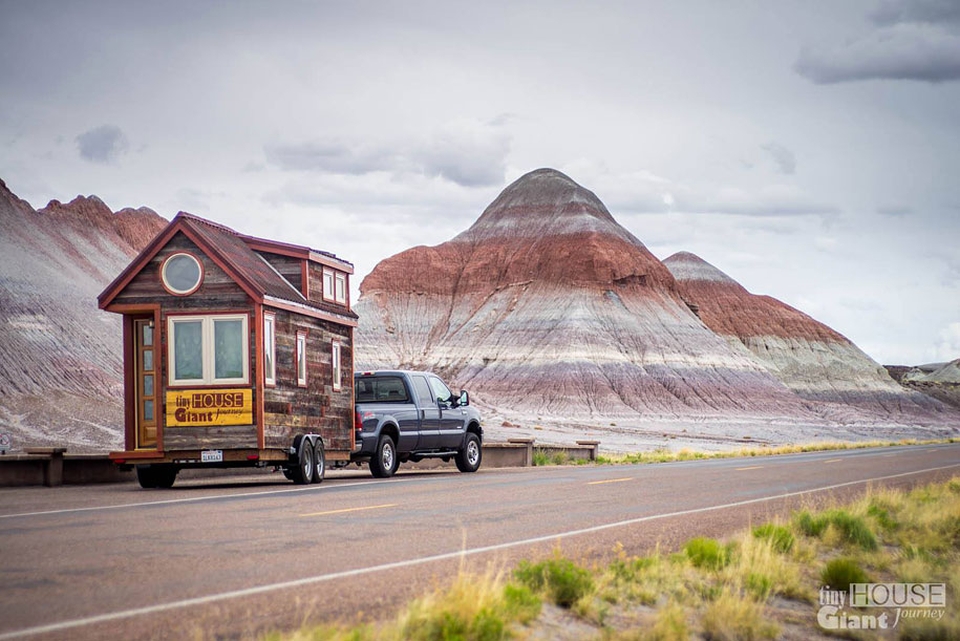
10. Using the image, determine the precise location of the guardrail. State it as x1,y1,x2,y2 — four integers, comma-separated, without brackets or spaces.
0,439,601,487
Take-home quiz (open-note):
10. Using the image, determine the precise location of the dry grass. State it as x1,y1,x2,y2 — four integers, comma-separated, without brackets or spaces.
596,437,958,466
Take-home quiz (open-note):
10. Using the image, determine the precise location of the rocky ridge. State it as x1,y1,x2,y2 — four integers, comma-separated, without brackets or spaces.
0,179,166,451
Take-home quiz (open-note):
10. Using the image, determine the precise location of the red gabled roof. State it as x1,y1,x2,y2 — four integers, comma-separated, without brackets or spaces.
98,212,358,322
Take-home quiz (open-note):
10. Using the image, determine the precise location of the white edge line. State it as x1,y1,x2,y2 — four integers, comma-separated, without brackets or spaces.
0,479,395,520
2,461,957,640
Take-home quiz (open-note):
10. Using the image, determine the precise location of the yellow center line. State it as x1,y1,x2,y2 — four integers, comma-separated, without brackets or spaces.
300,503,397,517
735,466,764,471
588,477,633,486
823,458,843,464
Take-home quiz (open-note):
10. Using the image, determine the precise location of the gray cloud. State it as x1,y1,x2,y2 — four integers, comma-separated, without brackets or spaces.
263,117,511,188
761,142,797,175
75,124,128,163
796,0,960,84
870,0,960,26
795,23,960,84
877,205,913,216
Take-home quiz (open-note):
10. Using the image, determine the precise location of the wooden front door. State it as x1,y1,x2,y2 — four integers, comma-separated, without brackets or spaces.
134,318,158,449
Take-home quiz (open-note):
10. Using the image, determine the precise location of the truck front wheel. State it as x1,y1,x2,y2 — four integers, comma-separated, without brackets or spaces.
369,434,398,478
456,433,482,473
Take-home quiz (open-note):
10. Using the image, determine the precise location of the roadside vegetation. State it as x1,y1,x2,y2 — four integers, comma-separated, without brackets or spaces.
527,437,958,467
267,476,960,640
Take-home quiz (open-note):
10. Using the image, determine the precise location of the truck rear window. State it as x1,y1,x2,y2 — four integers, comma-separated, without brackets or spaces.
355,376,410,403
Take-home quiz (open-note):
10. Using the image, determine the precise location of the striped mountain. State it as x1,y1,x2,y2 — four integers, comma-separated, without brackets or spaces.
355,168,958,440
0,179,166,450
662,251,946,423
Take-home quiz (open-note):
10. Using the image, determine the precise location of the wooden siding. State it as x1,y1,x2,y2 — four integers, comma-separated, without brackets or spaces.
163,425,258,450
112,233,251,309
262,308,354,453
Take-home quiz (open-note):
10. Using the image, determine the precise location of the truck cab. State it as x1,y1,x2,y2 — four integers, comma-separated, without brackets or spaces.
352,370,483,477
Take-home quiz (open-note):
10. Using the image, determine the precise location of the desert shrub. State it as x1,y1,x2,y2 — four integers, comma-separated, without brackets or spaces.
795,509,878,550
820,558,869,592
684,537,729,570
532,449,551,466
752,524,794,554
514,556,593,608
794,511,827,537
701,590,778,640
500,583,541,624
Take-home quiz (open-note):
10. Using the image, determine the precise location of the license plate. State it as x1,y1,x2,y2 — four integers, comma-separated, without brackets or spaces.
201,450,223,463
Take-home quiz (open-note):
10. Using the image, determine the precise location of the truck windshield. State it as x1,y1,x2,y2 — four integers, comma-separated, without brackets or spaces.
355,376,410,403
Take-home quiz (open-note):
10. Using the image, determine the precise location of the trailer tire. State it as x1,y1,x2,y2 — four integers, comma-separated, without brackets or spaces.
369,434,398,478
154,465,178,488
312,439,326,484
289,435,315,484
136,465,158,489
456,432,482,473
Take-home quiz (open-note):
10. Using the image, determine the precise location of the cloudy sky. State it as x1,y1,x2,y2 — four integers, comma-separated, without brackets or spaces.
2,0,958,365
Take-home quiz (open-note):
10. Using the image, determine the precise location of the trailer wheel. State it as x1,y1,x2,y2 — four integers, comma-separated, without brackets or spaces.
312,439,326,484
289,435,315,484
136,465,158,489
456,433,482,473
154,465,178,488
369,434,398,478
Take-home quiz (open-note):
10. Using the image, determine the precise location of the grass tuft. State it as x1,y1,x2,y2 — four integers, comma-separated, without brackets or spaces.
683,537,730,571
820,557,869,591
514,554,594,609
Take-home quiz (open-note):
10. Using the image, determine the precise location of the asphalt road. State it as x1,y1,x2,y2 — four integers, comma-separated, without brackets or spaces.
1,443,958,640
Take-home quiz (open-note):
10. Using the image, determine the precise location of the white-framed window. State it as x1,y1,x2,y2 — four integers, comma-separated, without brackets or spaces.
323,268,348,305
167,314,249,386
264,312,276,386
331,342,342,391
296,331,308,387
335,272,347,304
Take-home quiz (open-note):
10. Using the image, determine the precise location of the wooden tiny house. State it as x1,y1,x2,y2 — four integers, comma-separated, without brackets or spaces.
98,212,358,487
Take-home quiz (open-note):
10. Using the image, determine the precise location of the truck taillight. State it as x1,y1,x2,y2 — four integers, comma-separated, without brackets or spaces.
355,410,363,431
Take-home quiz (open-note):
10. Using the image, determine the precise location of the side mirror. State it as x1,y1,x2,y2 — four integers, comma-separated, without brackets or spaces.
459,390,469,407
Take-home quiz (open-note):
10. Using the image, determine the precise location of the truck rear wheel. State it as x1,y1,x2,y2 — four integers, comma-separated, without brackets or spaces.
456,433,482,473
369,434,398,478
289,436,316,484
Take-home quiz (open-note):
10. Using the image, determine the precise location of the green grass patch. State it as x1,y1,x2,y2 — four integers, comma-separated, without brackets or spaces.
513,555,594,609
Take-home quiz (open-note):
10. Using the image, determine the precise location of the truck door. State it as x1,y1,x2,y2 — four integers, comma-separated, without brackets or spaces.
411,374,440,449
429,375,466,449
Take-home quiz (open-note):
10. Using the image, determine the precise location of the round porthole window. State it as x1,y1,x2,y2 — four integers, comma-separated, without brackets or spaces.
161,253,203,295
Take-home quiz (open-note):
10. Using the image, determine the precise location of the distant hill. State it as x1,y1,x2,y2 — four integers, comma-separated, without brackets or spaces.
0,179,166,451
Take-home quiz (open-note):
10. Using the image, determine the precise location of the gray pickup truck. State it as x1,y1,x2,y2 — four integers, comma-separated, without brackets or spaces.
351,370,483,478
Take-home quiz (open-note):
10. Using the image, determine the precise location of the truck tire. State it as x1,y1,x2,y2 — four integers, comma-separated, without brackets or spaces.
369,434,398,478
312,439,326,484
289,435,316,484
456,433,482,473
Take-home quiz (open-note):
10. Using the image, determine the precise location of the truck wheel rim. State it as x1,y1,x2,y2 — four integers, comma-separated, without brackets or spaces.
467,440,480,465
382,443,394,469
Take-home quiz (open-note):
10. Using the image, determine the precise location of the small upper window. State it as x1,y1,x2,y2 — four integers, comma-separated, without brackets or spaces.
161,253,203,295
323,268,348,305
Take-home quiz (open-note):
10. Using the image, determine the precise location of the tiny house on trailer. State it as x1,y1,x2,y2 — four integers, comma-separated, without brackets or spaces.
98,212,358,488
